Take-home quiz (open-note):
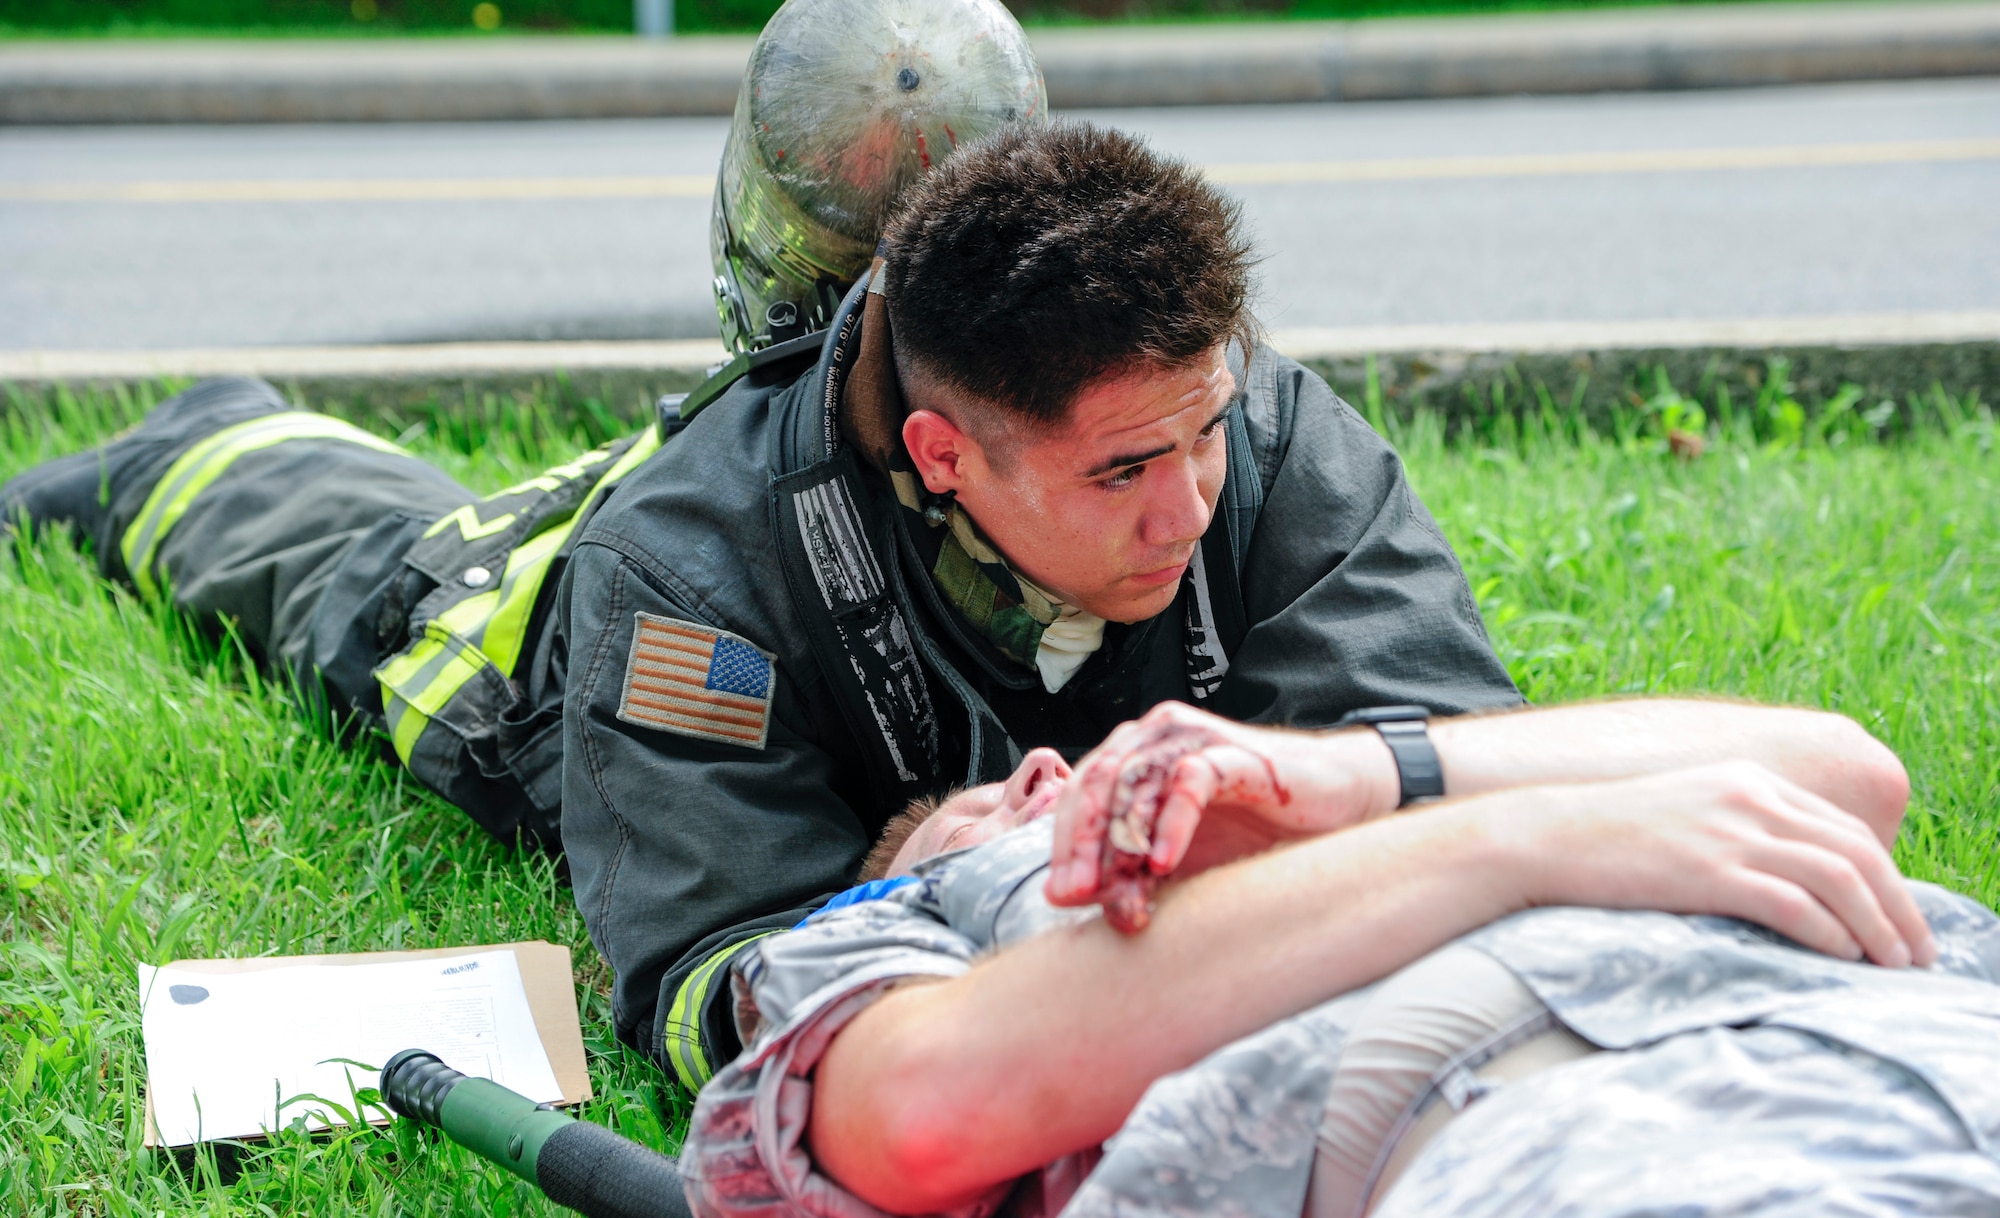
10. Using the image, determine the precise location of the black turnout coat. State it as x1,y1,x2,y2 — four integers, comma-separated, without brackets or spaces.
554,284,1521,1088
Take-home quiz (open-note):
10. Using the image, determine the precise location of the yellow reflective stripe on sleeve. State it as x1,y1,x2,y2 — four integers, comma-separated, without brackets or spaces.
424,503,518,543
468,428,661,674
121,412,405,599
373,427,663,767
663,931,779,1092
375,622,496,763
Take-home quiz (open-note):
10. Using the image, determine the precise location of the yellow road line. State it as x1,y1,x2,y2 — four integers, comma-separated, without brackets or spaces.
4,138,1997,203
0,174,715,202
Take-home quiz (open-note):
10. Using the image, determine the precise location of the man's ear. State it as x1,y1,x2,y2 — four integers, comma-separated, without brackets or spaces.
902,409,983,496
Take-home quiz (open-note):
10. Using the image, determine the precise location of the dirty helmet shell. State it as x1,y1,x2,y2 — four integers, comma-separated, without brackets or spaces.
710,0,1046,353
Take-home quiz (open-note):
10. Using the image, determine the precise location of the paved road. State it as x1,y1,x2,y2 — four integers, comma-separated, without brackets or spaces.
4,77,1998,351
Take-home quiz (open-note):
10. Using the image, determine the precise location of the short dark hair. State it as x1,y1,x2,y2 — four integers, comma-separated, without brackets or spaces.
882,119,1255,427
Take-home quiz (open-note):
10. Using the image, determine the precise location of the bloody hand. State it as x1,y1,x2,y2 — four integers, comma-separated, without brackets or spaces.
1098,737,1209,933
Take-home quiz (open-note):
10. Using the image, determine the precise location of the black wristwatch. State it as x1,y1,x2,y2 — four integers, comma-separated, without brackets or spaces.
1334,705,1444,808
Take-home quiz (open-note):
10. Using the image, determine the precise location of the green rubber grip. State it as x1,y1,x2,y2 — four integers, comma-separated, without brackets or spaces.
435,1077,577,1184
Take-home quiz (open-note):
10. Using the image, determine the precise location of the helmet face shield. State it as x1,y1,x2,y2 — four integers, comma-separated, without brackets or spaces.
711,0,1046,352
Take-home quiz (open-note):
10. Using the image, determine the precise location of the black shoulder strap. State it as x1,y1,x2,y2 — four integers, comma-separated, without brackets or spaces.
1183,344,1272,702
1220,399,1267,580
668,328,827,432
771,449,945,795
766,277,988,804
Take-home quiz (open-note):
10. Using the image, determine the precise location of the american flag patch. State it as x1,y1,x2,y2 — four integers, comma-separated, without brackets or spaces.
616,612,776,750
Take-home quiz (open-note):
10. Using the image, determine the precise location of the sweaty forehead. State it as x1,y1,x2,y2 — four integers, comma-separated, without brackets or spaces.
1088,352,1231,425
1028,352,1233,469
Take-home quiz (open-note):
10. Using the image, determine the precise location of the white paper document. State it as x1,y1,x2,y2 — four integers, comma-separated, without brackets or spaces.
140,949,561,1146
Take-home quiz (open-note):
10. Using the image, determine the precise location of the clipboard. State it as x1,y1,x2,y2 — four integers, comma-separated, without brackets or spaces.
143,940,591,1148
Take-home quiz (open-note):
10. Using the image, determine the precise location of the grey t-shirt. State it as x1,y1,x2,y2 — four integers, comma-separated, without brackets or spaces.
680,821,2000,1218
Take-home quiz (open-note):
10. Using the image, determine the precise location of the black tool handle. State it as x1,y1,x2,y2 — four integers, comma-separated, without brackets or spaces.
539,1118,694,1218
379,1049,462,1125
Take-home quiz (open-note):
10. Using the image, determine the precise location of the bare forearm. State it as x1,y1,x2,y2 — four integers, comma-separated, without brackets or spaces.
810,802,1523,1213
1050,698,1912,912
1427,699,1908,843
1328,699,1908,844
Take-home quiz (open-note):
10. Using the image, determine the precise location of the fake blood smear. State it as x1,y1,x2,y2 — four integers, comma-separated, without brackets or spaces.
1099,740,1202,933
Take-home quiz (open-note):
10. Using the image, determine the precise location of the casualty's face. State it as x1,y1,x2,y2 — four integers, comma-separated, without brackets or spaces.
958,346,1234,624
890,749,1072,877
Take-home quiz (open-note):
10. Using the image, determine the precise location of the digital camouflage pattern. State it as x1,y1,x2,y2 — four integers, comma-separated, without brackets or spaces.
682,820,2000,1218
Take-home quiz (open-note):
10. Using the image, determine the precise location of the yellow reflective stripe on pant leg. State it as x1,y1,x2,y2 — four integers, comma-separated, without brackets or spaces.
121,412,406,600
664,931,778,1092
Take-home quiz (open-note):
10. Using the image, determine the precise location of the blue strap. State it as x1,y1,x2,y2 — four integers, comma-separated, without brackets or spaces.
795,876,919,928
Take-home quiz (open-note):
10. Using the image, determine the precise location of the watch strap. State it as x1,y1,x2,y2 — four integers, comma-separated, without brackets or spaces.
1374,719,1445,807
1333,705,1445,808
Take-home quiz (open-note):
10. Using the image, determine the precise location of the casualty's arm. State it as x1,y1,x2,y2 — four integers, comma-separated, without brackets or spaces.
811,762,1934,1216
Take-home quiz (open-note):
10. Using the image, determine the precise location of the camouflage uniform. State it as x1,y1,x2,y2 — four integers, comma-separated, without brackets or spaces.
681,820,2000,1218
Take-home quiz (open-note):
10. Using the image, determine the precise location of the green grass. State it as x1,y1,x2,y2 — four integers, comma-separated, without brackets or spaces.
0,0,1819,39
0,384,682,1216
1,371,1996,1213
1384,380,2000,907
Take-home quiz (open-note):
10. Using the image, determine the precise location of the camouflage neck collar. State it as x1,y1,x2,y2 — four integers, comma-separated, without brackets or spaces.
889,466,1105,689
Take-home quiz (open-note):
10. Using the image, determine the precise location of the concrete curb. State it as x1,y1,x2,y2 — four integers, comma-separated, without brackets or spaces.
4,1,1999,123
1287,314,2000,426
1033,2,2000,109
0,36,753,125
0,338,732,383
6,313,1993,427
